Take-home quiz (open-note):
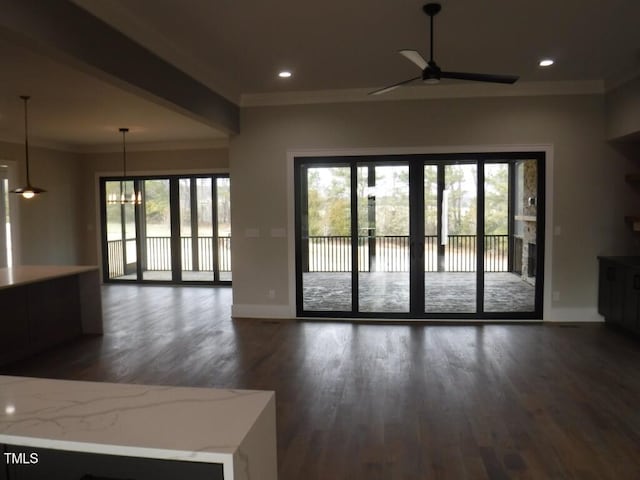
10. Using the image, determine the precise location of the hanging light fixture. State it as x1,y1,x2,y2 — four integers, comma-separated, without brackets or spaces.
10,95,46,199
107,127,141,205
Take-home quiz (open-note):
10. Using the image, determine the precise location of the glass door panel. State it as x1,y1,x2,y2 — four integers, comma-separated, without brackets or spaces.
105,180,138,280
484,160,536,312
0,168,8,268
195,178,214,282
300,165,352,311
216,177,232,281
423,165,438,309
179,178,195,279
141,179,171,281
425,163,477,313
357,164,410,313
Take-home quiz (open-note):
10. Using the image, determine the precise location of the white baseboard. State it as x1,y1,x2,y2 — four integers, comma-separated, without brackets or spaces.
544,307,604,323
231,304,294,319
231,304,604,323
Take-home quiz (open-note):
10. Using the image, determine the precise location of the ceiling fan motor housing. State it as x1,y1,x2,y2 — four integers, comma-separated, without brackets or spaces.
423,61,441,83
423,3,441,17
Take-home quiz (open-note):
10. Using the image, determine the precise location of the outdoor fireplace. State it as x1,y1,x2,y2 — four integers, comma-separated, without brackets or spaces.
527,243,537,278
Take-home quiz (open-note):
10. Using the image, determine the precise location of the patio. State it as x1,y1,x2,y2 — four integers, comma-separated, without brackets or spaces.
302,271,535,313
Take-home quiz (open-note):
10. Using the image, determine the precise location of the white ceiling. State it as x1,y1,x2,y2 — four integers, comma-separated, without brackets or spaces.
2,0,640,148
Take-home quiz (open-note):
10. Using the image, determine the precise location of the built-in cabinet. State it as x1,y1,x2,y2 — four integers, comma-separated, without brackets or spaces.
598,256,640,334
624,174,640,232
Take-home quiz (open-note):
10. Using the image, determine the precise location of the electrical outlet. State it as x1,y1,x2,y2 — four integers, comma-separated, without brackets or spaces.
268,289,276,300
552,291,560,302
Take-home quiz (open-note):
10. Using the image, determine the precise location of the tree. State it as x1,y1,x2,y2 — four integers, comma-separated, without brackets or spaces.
484,164,508,235
446,165,475,235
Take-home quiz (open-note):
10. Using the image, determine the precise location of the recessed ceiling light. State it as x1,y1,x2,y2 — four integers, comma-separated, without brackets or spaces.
539,59,554,67
278,70,292,78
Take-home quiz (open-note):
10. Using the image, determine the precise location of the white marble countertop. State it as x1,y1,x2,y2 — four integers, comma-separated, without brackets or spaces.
0,376,276,479
0,265,99,290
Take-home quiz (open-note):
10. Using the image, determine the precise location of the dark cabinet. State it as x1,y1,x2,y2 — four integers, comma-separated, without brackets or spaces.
0,288,30,365
27,275,82,351
0,275,85,367
598,256,640,334
623,266,640,332
2,445,224,480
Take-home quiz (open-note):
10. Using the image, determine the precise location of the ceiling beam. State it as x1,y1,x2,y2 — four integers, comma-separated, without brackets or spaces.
0,0,239,135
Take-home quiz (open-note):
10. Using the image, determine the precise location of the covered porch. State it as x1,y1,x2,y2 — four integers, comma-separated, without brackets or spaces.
303,271,535,313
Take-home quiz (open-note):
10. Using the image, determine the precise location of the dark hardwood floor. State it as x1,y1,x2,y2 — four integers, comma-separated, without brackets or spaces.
3,285,640,479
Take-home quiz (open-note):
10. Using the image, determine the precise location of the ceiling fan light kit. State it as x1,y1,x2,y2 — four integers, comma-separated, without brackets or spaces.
371,2,519,95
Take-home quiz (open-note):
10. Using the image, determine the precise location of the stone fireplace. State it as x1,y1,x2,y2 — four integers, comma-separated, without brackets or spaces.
515,160,537,286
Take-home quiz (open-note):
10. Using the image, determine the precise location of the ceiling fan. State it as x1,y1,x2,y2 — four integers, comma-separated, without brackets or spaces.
370,2,519,95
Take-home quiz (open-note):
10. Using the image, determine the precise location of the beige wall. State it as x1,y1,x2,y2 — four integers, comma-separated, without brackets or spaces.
606,76,640,141
0,140,83,265
77,147,229,266
230,94,638,321
4,92,637,322
1,142,229,269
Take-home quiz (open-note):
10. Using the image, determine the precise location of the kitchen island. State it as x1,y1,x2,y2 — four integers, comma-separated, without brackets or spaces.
0,375,277,479
0,265,102,366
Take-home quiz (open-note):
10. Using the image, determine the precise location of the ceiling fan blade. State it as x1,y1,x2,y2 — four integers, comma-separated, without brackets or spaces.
398,49,427,70
369,76,421,96
440,71,519,84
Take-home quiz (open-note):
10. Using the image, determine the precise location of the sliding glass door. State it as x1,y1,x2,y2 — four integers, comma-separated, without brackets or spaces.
0,166,11,268
357,163,410,313
295,153,544,319
101,174,231,285
424,163,478,313
104,180,138,280
299,164,352,311
142,179,172,281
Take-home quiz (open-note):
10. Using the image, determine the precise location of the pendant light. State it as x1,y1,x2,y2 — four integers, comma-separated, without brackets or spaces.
10,96,46,199
107,127,141,205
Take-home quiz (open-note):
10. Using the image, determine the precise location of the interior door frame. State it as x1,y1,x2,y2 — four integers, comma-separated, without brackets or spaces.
294,151,545,319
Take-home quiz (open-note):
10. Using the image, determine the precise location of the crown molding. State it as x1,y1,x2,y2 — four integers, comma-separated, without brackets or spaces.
605,68,640,93
240,80,606,107
0,135,229,154
75,138,230,154
0,134,77,153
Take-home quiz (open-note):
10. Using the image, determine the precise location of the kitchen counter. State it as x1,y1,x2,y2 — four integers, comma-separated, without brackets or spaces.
0,265,99,290
0,375,277,479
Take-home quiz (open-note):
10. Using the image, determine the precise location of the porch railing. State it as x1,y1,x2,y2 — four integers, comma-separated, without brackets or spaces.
304,235,508,273
106,236,231,274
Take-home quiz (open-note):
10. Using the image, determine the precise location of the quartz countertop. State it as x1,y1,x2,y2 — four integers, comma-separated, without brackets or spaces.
0,375,276,479
0,265,99,290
